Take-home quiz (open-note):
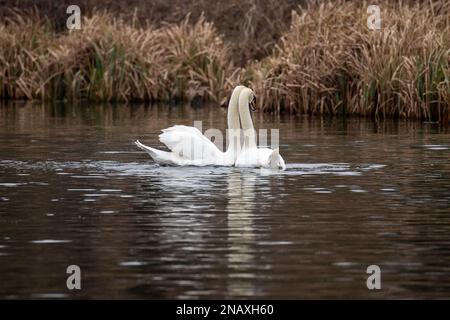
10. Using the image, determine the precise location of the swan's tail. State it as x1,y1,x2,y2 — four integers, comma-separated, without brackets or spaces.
134,140,173,164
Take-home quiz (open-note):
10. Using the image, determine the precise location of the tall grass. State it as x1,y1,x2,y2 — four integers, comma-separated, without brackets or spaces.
247,1,450,122
0,12,236,104
1,1,449,122
0,11,53,99
0,0,304,65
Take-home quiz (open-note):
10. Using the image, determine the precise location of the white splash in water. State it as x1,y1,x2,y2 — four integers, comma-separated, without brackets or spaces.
119,261,147,267
421,144,449,151
30,240,72,244
0,182,25,187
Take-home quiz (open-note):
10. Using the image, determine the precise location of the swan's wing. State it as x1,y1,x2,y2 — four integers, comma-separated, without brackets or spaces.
159,125,223,160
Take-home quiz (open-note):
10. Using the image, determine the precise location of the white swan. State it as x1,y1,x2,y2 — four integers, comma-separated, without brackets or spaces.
235,87,286,170
135,86,245,166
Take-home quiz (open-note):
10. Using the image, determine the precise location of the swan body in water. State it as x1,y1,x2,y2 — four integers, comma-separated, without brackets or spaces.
234,87,286,170
135,86,245,166
135,85,286,169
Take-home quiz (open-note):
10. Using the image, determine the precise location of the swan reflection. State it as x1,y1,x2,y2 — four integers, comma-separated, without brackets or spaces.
226,170,257,297
132,166,264,297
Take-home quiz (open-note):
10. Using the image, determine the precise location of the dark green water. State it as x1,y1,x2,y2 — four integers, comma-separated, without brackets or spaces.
0,102,449,299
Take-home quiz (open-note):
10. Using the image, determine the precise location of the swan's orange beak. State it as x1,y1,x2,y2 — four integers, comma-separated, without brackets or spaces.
250,96,257,112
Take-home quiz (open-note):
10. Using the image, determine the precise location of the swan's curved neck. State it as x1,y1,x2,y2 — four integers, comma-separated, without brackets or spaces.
239,88,256,148
225,86,244,157
227,86,243,131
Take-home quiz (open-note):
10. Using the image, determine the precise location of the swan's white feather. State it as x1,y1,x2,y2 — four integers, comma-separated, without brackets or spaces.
159,125,223,161
235,147,286,170
135,125,231,166
134,140,175,165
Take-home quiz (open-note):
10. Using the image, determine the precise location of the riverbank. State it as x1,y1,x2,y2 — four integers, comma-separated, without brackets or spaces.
0,1,449,122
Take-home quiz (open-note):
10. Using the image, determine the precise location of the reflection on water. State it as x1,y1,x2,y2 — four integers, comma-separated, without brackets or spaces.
227,171,257,298
0,101,449,299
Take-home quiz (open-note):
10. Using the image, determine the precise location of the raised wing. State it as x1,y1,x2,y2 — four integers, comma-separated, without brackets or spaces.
158,125,223,161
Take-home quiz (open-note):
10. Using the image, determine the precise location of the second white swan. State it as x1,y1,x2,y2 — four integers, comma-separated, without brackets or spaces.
234,87,286,170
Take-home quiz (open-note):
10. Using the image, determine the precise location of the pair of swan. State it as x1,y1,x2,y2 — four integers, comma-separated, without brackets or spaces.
135,86,286,170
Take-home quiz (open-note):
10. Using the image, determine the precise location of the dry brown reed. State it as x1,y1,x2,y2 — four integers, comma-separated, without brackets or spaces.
1,1,449,122
247,1,450,122
0,12,236,104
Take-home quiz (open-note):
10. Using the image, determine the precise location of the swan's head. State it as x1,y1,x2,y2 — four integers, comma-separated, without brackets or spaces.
269,148,286,170
249,94,257,112
241,87,257,112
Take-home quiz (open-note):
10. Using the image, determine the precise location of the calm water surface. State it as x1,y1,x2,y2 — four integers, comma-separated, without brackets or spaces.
0,102,449,299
